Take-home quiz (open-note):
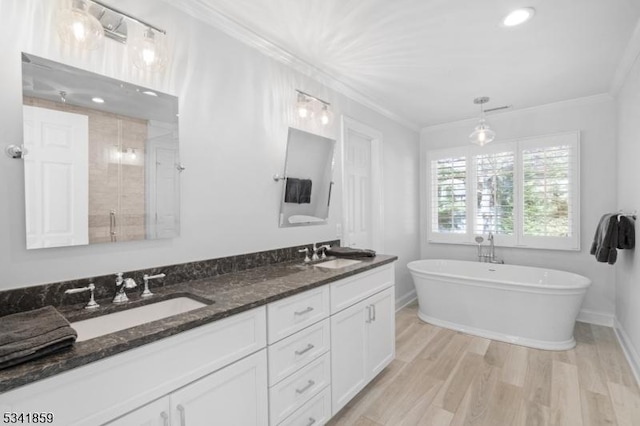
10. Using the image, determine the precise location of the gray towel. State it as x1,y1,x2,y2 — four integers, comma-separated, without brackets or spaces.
591,214,618,264
0,306,76,369
326,247,376,258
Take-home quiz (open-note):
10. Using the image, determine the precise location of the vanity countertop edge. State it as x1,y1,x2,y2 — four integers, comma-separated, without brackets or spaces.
0,255,397,394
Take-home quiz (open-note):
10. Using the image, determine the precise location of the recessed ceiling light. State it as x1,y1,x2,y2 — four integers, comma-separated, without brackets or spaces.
91,97,105,104
502,8,535,27
142,90,158,97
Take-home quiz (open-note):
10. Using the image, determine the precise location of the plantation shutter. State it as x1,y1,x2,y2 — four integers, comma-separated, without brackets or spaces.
474,151,515,236
431,156,467,234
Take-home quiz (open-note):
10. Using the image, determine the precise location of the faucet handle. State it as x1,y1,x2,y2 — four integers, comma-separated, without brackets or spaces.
123,277,137,289
298,247,311,263
115,272,124,285
64,283,99,310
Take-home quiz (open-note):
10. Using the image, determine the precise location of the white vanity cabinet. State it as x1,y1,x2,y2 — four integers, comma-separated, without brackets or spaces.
108,349,268,426
266,286,332,425
0,307,267,426
329,264,395,415
0,261,396,426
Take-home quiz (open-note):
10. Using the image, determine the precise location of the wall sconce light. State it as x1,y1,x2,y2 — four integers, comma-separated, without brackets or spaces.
56,0,168,73
469,97,496,146
295,90,332,126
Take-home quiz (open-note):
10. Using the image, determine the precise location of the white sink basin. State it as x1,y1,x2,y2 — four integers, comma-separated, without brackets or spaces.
71,297,208,342
315,258,362,269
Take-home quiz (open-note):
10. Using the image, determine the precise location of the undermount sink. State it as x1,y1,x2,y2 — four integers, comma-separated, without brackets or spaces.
314,258,362,269
71,297,209,342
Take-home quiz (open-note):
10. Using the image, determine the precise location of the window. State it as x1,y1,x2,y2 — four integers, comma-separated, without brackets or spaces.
427,132,580,250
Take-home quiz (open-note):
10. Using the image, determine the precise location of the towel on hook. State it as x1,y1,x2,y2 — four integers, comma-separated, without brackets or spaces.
590,214,618,264
284,178,312,204
617,215,635,250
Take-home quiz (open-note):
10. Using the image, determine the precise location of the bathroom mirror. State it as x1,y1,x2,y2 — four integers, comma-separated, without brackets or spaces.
21,53,180,249
278,128,336,227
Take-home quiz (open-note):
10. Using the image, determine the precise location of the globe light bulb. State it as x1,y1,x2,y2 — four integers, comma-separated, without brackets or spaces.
57,0,104,50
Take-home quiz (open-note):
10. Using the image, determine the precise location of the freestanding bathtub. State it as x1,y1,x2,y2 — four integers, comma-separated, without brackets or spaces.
407,259,591,350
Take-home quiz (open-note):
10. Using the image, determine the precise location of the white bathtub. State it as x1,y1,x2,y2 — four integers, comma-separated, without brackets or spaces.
407,259,591,350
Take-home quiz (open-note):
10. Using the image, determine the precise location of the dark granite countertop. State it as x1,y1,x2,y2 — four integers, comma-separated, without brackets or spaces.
0,255,396,393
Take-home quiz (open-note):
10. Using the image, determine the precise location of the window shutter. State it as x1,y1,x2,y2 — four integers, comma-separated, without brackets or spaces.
431,156,467,234
474,151,515,236
522,144,576,238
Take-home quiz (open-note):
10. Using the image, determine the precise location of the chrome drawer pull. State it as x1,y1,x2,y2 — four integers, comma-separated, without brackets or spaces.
305,417,317,426
160,411,169,426
294,306,314,316
295,379,315,394
177,404,186,426
366,305,372,323
295,343,315,356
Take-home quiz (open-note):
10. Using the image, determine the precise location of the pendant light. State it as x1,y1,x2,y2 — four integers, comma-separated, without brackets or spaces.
469,97,496,146
56,0,104,50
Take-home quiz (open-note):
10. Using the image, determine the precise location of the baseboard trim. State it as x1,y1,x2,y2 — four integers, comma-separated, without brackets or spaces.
613,318,640,388
395,290,417,312
576,309,614,326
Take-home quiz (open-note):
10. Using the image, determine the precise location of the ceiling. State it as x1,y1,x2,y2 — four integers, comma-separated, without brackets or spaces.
174,0,640,128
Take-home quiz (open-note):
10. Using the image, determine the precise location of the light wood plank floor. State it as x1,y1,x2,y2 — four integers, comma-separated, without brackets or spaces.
328,302,640,426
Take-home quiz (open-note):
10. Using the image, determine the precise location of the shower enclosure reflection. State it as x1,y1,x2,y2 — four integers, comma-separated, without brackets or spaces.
21,53,180,249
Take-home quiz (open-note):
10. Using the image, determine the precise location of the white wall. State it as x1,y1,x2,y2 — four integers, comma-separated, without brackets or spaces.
420,95,618,322
0,0,420,303
615,52,640,378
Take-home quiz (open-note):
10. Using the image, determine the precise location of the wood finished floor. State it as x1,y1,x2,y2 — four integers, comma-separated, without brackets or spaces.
328,302,640,426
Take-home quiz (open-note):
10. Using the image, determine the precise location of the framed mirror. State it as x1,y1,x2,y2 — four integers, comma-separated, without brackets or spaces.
21,53,180,249
278,128,336,227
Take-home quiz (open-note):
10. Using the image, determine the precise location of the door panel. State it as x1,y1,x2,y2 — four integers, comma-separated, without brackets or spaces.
23,105,88,249
366,287,396,378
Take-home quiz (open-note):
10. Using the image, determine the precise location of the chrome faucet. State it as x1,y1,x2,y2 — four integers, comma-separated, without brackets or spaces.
476,232,504,264
113,272,137,303
311,243,320,261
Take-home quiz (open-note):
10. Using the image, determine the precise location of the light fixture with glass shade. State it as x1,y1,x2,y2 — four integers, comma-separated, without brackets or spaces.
56,0,168,72
295,90,332,126
469,97,496,146
56,0,105,50
130,27,168,72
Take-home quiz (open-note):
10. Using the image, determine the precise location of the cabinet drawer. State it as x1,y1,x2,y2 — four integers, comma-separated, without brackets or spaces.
330,264,394,313
268,319,330,385
268,286,330,344
269,352,331,425
279,386,331,426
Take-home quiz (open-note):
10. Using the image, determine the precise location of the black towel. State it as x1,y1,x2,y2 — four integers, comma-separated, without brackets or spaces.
325,247,376,258
617,215,635,250
284,178,312,204
0,306,77,370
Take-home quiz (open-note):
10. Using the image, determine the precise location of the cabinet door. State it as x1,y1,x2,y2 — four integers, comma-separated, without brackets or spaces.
330,300,368,415
366,287,396,378
170,349,268,426
105,397,171,426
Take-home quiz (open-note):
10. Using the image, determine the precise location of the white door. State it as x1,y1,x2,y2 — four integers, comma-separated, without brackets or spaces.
342,117,384,251
366,287,396,377
170,349,268,426
23,105,89,249
330,300,368,415
104,396,171,426
146,123,180,239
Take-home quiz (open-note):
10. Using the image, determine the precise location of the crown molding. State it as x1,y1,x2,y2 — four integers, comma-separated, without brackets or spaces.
421,93,615,134
610,17,640,96
166,0,420,131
